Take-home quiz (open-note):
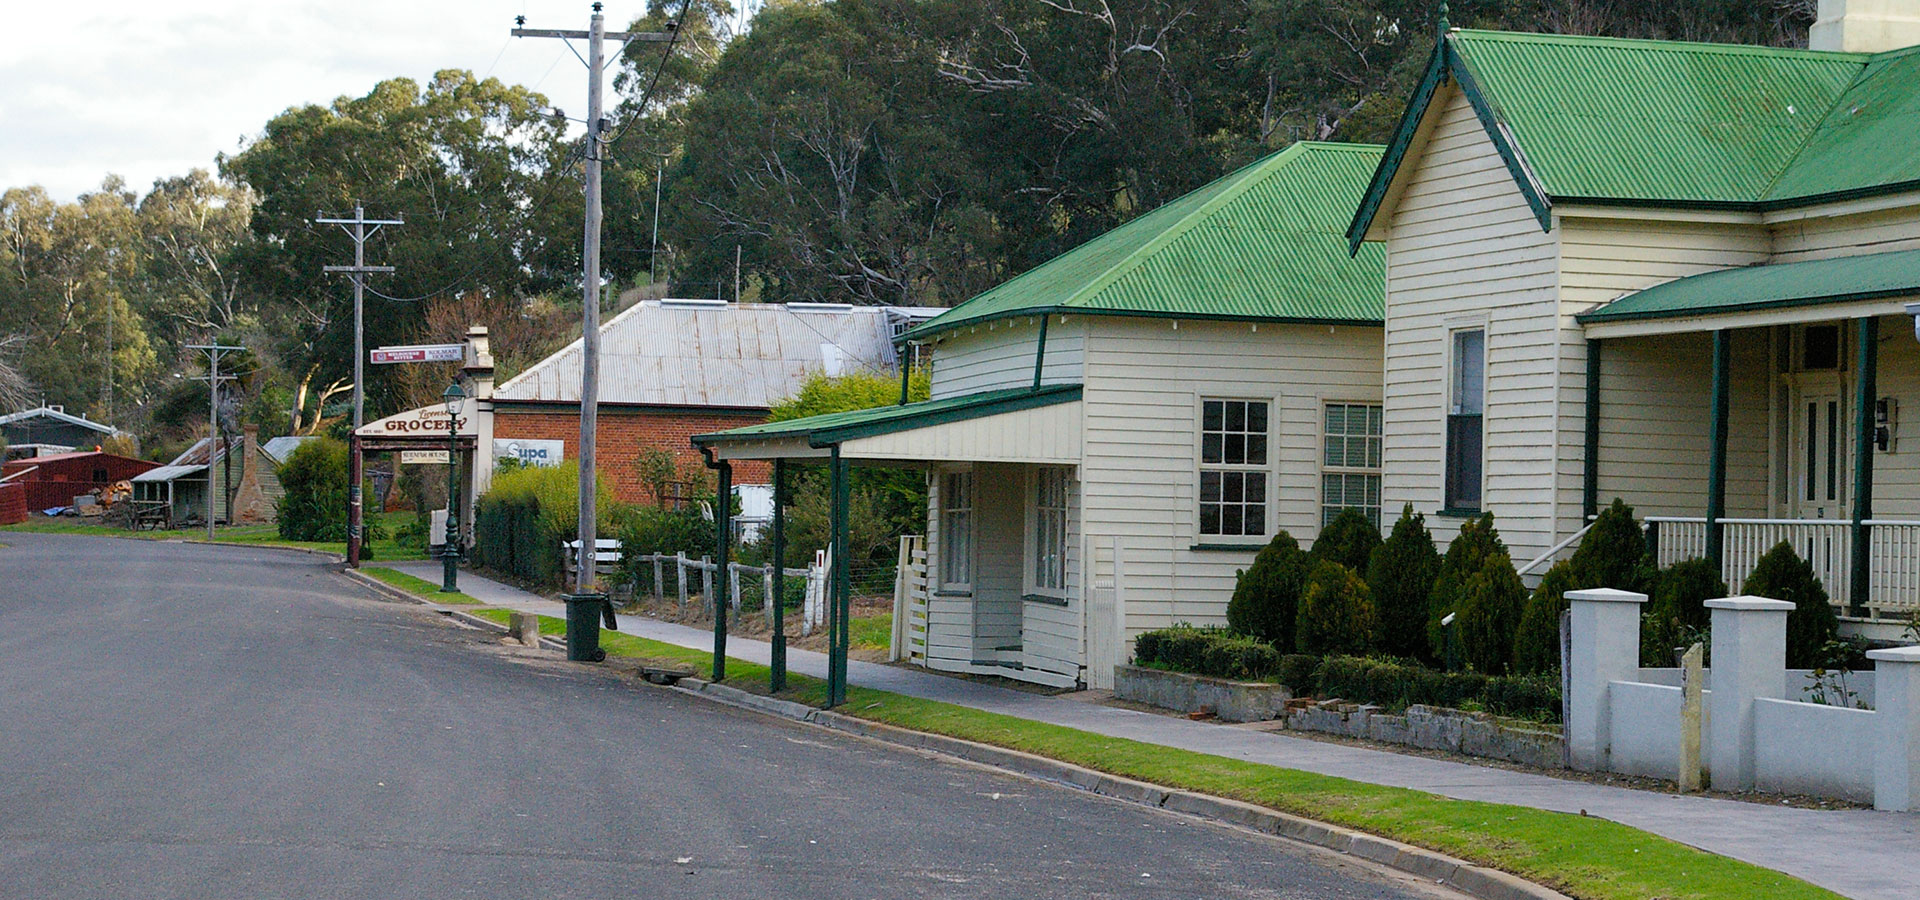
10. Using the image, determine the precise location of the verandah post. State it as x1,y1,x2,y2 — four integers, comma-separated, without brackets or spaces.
1583,338,1601,522
1706,330,1731,569
1851,316,1878,617
828,445,851,707
770,457,788,692
713,460,732,681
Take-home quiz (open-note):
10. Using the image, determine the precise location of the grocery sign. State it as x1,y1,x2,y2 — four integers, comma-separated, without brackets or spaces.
371,344,464,364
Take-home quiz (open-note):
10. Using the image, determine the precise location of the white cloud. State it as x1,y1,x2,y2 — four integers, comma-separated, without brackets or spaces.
0,0,624,200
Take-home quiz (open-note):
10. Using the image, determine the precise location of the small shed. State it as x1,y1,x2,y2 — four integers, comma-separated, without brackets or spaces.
0,450,159,510
130,464,210,526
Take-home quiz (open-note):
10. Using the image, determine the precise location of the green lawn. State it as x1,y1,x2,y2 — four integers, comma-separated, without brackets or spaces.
849,611,892,651
1,510,421,561
448,610,1836,900
359,566,480,604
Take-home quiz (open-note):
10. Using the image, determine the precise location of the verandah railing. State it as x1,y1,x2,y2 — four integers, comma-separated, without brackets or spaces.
1644,517,1920,614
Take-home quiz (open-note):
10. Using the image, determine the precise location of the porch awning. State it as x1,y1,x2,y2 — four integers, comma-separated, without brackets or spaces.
1578,246,1920,335
693,384,1083,464
131,464,207,483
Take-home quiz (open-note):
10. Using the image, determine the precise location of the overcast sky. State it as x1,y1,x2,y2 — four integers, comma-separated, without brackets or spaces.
1,1,711,201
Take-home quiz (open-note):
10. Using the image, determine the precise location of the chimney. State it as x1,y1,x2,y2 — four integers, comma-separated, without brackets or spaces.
1811,0,1920,53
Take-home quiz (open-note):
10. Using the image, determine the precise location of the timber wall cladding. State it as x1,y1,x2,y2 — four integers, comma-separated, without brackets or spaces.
492,407,771,504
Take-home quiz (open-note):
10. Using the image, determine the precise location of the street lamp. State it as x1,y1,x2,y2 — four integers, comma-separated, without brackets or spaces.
440,381,467,593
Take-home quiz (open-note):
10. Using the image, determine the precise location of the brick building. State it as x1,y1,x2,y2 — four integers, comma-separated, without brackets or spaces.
486,299,937,505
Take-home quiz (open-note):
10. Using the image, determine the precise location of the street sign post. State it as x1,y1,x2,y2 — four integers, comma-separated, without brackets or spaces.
371,344,465,364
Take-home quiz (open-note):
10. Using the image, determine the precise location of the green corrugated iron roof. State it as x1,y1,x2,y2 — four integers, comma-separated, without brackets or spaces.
1351,30,1920,246
692,385,1082,447
904,142,1385,342
1577,246,1920,324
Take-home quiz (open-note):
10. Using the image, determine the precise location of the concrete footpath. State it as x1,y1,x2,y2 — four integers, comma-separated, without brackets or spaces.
384,562,1917,900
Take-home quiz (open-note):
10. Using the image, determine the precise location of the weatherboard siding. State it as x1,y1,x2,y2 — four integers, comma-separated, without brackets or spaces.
1381,87,1560,560
928,318,1085,400
1076,316,1381,636
1770,205,1920,263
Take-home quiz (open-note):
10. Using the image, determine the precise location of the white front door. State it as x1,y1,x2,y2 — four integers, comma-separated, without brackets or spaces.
1791,375,1850,520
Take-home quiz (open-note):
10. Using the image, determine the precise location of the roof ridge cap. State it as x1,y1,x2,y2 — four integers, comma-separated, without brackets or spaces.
1052,143,1314,311
1453,27,1869,59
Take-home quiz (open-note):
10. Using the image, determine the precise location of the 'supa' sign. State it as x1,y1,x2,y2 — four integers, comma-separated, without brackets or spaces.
494,439,564,467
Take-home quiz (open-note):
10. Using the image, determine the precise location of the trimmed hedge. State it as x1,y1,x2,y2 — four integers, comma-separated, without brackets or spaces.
1131,628,1563,722
471,462,613,588
1133,625,1281,681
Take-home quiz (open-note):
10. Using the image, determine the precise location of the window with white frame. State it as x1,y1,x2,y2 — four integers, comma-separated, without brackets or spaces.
1322,402,1383,527
939,471,972,589
1199,398,1269,537
1445,329,1485,511
1031,467,1070,594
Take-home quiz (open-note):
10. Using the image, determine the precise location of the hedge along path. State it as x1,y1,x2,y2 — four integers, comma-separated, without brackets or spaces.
457,610,1836,900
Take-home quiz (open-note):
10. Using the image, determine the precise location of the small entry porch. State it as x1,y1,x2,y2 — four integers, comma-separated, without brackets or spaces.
1579,248,1920,620
694,385,1086,706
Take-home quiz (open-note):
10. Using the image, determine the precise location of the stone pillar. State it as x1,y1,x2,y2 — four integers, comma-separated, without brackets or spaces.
1869,645,1920,811
1565,588,1648,771
1706,596,1793,791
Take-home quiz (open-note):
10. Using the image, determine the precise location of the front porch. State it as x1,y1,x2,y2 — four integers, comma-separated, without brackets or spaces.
693,385,1088,705
1579,249,1920,618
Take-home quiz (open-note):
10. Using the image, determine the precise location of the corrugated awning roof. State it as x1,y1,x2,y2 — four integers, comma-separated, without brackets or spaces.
904,142,1385,342
131,464,207,482
693,385,1082,449
1577,246,1920,324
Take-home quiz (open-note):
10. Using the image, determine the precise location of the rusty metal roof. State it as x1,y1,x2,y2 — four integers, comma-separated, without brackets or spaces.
903,142,1386,342
492,301,915,409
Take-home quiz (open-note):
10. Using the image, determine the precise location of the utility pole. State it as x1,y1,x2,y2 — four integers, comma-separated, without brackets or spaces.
514,6,675,618
319,206,402,567
186,343,244,542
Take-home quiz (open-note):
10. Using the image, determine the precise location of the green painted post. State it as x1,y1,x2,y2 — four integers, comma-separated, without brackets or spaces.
1851,316,1878,617
1032,314,1050,390
1583,339,1602,522
713,460,732,682
769,458,787,692
829,446,851,708
898,353,911,405
1705,330,1731,568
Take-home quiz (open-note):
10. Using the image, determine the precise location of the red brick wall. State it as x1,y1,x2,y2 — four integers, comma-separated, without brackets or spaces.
492,406,771,506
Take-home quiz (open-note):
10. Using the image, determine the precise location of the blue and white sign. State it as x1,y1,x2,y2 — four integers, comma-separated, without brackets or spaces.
493,439,564,467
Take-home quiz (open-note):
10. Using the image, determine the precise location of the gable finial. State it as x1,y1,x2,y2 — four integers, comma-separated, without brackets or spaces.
1437,1,1450,34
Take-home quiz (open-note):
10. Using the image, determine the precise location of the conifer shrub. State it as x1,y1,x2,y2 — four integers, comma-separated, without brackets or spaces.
1226,530,1314,650
1742,541,1840,668
1512,560,1576,676
1641,557,1726,666
1311,508,1382,573
1430,514,1526,673
1295,560,1378,656
1511,499,1655,674
1367,504,1441,662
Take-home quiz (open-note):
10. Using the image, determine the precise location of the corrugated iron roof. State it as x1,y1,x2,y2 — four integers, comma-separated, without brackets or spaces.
131,464,207,483
903,142,1386,342
693,385,1082,447
492,301,910,408
1765,44,1920,201
1449,30,1865,204
1577,246,1920,324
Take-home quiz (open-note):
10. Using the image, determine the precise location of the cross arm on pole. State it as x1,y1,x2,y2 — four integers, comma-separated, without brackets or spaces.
514,26,676,42
323,265,397,273
315,216,404,226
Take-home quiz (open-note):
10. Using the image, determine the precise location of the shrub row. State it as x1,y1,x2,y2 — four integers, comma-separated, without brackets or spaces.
1132,627,1562,722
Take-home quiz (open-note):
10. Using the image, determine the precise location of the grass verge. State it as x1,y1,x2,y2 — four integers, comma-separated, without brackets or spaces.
449,609,1837,900
2,511,419,560
360,567,480,604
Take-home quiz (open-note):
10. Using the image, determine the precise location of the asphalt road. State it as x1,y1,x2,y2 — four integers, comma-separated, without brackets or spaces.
0,534,1458,900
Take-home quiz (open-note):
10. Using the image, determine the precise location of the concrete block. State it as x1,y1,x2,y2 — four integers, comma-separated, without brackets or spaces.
1707,596,1793,791
1111,665,1290,722
508,611,542,647
1565,588,1648,771
1870,645,1920,811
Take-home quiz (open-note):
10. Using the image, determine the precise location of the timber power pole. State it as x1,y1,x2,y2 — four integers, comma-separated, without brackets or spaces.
186,343,244,542
513,6,675,636
318,206,402,567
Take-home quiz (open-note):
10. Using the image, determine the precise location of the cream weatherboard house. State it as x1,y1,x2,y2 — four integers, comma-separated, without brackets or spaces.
697,142,1387,689
1349,10,1920,623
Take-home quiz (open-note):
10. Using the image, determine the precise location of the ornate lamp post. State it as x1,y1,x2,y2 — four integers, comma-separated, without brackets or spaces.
440,381,467,593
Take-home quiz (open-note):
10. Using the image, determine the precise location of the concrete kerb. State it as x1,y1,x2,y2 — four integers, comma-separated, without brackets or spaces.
357,570,1571,900
179,538,347,563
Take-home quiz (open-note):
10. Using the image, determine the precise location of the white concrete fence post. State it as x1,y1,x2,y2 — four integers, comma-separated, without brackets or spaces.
1706,596,1794,792
1869,645,1920,811
1565,588,1648,771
